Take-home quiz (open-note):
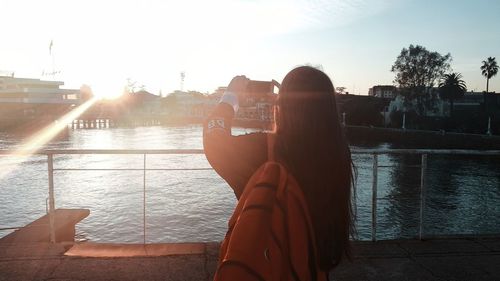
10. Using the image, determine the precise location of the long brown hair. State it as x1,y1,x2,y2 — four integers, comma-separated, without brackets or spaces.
275,66,354,270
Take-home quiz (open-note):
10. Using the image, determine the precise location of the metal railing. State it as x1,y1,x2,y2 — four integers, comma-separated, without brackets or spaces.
1,148,499,243
356,149,500,241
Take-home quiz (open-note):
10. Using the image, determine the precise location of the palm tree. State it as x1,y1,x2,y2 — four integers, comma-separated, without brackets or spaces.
439,73,467,117
480,57,498,93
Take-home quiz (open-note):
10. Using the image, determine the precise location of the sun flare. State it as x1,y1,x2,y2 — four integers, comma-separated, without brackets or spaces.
0,97,99,180
92,84,124,100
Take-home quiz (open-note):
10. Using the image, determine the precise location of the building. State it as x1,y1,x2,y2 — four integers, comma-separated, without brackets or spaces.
163,90,207,119
0,76,80,131
205,87,226,108
336,94,391,127
119,90,161,114
452,92,485,112
483,92,500,116
160,80,279,124
368,85,398,99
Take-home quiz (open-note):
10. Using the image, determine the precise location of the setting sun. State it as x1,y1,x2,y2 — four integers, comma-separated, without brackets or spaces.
92,84,125,100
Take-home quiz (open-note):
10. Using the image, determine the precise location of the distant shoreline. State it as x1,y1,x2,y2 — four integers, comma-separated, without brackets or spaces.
1,120,499,150
346,125,500,150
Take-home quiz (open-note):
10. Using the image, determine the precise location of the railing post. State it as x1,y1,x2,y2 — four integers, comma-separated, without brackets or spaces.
47,154,56,243
143,154,146,244
419,154,427,240
371,154,378,242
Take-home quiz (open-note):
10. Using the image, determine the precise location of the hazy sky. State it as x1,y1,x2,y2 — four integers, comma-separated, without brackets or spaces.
1,0,499,97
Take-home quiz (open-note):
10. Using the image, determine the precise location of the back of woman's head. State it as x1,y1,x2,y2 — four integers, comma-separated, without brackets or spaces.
275,66,354,270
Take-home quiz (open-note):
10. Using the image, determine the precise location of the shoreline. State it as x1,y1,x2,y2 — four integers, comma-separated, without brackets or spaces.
4,122,499,150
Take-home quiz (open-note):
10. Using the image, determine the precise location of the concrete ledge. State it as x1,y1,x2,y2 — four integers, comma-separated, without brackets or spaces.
0,238,499,281
397,238,491,255
0,242,66,259
65,242,206,257
352,240,409,257
0,209,89,243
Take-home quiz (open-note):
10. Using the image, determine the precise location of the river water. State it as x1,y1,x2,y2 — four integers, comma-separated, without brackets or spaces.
0,126,499,242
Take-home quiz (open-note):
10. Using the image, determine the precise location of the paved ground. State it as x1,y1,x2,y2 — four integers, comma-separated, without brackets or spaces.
0,237,498,281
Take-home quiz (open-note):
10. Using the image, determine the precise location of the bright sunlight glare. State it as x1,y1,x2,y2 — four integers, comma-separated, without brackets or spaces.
0,97,98,180
92,84,125,99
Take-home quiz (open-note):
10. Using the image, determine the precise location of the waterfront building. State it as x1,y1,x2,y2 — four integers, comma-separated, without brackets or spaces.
453,92,489,112
0,76,80,131
384,90,500,133
120,90,161,114
450,92,499,134
387,92,446,118
163,90,207,119
368,85,398,99
483,92,500,116
336,94,390,127
435,91,500,118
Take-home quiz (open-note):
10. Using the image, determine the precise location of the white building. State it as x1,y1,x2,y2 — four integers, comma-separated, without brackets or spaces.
0,76,80,130
0,76,79,105
369,85,398,99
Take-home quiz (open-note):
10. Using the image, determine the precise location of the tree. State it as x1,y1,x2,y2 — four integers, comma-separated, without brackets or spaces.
162,93,178,116
480,57,498,93
391,44,452,91
79,84,94,101
335,87,347,94
391,44,452,116
125,78,145,94
439,73,467,117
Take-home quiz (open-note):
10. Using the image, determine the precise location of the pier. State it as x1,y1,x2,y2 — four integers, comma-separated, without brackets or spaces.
71,119,114,129
0,237,498,280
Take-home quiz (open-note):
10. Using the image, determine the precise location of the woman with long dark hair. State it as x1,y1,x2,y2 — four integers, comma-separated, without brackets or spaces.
204,66,354,278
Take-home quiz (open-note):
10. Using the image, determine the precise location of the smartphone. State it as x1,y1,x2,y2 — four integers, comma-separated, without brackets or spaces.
245,80,279,95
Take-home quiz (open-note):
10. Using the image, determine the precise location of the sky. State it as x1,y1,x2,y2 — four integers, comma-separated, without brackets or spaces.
0,0,499,98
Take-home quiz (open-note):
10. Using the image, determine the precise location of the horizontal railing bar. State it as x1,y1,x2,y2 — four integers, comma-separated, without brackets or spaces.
352,149,500,155
0,149,206,155
350,233,500,241
1,149,500,156
377,165,421,168
0,227,22,231
53,168,214,171
415,233,500,240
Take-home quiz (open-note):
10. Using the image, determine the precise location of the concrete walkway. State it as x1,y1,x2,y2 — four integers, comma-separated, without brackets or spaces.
0,237,498,281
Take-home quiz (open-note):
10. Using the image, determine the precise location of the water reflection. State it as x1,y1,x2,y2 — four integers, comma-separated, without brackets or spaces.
379,153,500,239
1,127,499,242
